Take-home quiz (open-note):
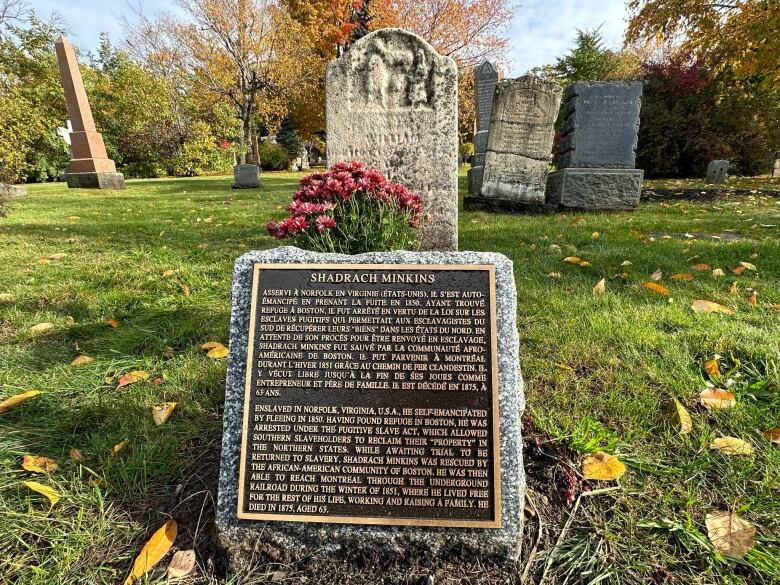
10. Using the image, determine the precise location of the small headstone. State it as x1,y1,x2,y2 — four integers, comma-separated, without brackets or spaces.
232,164,261,189
0,183,26,198
299,147,310,170
773,152,780,179
706,160,729,184
326,28,459,251
217,247,525,571
546,82,644,210
467,61,499,197
466,75,562,213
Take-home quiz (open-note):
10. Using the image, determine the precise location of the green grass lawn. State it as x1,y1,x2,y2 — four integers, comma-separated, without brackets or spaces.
1,170,779,584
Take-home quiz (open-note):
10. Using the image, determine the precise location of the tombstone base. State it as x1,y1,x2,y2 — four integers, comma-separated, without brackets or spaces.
546,168,643,210
232,164,262,189
65,172,126,190
463,194,557,214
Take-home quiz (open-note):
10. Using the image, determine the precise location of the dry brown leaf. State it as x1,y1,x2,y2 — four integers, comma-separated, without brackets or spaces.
591,231,600,239
578,260,592,267
703,358,722,379
621,260,633,266
162,269,177,277
651,269,663,281
547,272,561,278
124,519,177,585
582,451,626,480
691,300,733,314
671,273,694,281
49,253,67,260
673,398,692,435
0,389,42,414
37,258,51,265
571,217,585,226
105,318,120,328
593,278,606,296
712,269,725,278
0,292,15,303
747,290,757,305
166,549,196,579
200,341,223,350
66,316,75,325
69,448,84,461
642,282,671,296
180,284,191,297
30,323,55,336
71,355,94,366
117,371,149,389
22,455,59,474
705,511,755,558
729,281,738,295
710,436,754,455
699,388,736,410
732,265,746,275
152,402,176,426
762,428,780,444
563,256,581,264
692,263,712,271
22,481,60,505
207,345,229,359
112,439,130,456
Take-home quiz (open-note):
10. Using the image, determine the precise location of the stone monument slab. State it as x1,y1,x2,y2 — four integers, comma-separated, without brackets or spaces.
467,61,499,196
706,160,729,184
232,164,261,189
773,152,780,179
217,246,524,570
326,29,459,251
466,76,561,213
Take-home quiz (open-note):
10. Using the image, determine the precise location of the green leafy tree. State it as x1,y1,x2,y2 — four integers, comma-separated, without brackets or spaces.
275,115,303,160
552,27,618,84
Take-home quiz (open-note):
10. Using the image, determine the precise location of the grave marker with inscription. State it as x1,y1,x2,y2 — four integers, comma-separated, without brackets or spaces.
467,61,499,197
546,81,644,210
217,247,524,569
706,160,729,184
465,75,562,213
326,29,459,251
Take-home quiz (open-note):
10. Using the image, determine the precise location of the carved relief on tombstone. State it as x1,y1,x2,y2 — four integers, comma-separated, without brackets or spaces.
466,61,499,197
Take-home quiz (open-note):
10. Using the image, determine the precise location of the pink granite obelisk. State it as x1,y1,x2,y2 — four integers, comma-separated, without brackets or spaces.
55,35,125,189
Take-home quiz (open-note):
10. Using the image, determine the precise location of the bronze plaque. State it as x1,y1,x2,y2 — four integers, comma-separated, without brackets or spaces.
237,264,501,528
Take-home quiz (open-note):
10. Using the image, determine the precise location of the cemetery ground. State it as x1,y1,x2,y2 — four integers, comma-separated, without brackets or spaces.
1,169,779,585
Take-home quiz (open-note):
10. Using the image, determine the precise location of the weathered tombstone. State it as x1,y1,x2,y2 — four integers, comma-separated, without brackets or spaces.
465,75,562,213
55,36,125,189
706,160,729,184
217,246,525,570
773,152,780,179
546,81,644,210
326,28,459,251
466,61,499,197
299,147,310,170
232,164,261,189
0,183,26,197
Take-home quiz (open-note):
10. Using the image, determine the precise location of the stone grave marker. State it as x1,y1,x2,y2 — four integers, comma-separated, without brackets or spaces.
466,75,562,213
326,29,459,251
55,36,125,189
217,246,524,570
773,152,780,179
467,61,499,197
232,164,261,189
706,160,729,184
546,81,644,210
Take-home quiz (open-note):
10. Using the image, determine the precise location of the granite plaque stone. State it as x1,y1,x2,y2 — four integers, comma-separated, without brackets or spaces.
217,247,524,569
232,164,261,189
466,75,561,213
467,61,499,197
326,29,459,251
706,160,729,184
546,81,644,210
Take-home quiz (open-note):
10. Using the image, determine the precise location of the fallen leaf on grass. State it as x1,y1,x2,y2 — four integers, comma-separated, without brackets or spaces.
152,403,176,426
547,272,561,278
671,273,694,281
692,263,711,271
582,451,626,480
621,260,633,266
729,282,738,295
578,260,591,267
207,345,229,359
0,389,41,414
117,371,149,389
48,253,67,260
105,319,120,328
732,265,746,275
37,258,51,265
705,511,755,558
22,481,60,505
651,269,663,281
22,455,58,474
0,292,15,303
593,279,606,296
124,519,177,585
200,341,223,350
739,262,757,271
180,284,191,297
166,549,196,579
691,300,733,314
30,323,55,336
591,231,600,239
762,428,780,444
699,388,736,410
710,437,754,455
673,398,692,435
704,358,722,379
712,269,725,277
643,282,670,296
69,448,84,461
71,355,94,366
112,439,130,456
162,269,177,278
563,256,581,264
747,290,757,305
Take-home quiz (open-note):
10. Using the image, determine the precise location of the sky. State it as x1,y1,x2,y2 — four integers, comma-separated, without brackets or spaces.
35,0,629,76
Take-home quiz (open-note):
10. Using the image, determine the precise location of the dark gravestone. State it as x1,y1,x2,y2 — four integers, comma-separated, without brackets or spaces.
546,82,644,210
706,160,729,184
467,61,499,196
217,247,524,571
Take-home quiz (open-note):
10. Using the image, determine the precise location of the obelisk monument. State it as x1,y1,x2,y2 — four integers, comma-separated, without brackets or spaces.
55,36,125,189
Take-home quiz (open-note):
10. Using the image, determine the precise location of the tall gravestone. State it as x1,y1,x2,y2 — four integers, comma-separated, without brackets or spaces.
706,160,729,185
326,29,459,251
466,61,499,197
216,246,525,571
465,76,562,213
546,81,643,209
55,36,125,189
